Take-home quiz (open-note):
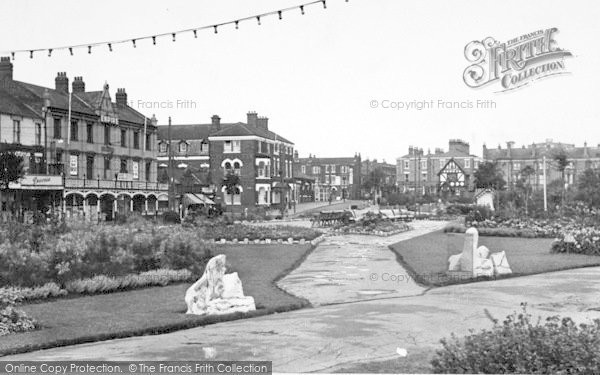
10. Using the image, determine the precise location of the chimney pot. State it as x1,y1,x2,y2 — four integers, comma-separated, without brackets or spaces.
115,88,128,106
247,111,258,127
55,72,69,93
0,56,13,81
211,115,221,132
72,76,85,93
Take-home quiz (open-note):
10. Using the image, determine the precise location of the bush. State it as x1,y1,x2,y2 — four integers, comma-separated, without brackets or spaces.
0,288,36,336
431,305,600,374
159,232,214,275
162,210,181,224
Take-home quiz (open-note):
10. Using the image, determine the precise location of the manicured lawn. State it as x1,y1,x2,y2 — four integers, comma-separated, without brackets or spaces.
0,244,313,356
333,350,434,374
390,231,600,287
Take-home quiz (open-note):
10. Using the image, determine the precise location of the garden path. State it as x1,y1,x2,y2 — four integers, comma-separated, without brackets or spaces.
8,267,600,373
277,220,449,305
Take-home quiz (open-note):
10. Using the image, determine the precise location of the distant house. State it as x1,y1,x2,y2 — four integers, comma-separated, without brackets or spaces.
396,139,482,195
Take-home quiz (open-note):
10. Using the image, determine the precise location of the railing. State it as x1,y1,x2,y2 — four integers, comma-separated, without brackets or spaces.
65,178,168,191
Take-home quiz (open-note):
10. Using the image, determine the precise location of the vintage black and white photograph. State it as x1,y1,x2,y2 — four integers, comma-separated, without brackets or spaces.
0,0,599,374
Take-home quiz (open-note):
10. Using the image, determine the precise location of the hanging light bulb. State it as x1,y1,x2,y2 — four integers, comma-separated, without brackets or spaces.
30,50,33,59
300,5,305,15
108,43,113,52
235,21,239,29
278,11,282,20
88,46,92,54
152,36,156,45
11,52,14,60
257,16,261,25
69,47,73,56
322,0,327,9
172,33,176,42
193,30,197,38
132,39,137,48
214,25,218,34
48,49,52,57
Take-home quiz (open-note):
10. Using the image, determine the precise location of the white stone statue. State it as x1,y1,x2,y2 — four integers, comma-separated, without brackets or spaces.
447,227,512,277
185,254,256,315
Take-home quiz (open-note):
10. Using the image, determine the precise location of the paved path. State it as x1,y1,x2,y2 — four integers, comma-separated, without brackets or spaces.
8,268,600,373
6,220,600,373
278,220,449,305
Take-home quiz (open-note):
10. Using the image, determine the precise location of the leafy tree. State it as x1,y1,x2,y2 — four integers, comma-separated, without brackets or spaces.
474,162,506,190
552,149,569,210
576,168,600,208
517,165,535,215
0,152,24,190
222,171,240,205
362,168,385,203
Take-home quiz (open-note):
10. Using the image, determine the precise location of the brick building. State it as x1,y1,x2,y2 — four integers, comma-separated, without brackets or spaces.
483,140,600,190
396,139,482,195
0,57,165,221
157,112,295,211
295,154,362,201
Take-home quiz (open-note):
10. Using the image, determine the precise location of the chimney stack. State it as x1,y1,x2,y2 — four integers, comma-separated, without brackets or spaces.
72,76,85,93
55,72,69,93
257,116,269,131
0,56,13,81
115,88,127,106
247,111,258,127
211,115,221,132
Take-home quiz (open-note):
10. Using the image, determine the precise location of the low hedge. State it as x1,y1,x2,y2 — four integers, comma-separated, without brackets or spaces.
444,223,543,238
431,305,600,373
5,269,194,303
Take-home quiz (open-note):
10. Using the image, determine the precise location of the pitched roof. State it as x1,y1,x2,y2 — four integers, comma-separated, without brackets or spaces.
484,144,600,160
298,157,357,165
157,122,293,144
398,150,478,159
0,77,150,126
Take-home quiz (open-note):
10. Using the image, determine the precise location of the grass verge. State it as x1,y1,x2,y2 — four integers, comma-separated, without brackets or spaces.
0,244,313,356
389,230,600,287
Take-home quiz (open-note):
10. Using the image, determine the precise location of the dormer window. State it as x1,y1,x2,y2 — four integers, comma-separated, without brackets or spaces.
179,141,188,153
159,142,167,153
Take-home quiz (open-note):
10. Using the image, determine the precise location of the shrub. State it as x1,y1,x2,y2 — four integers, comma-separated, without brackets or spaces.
162,210,181,224
0,242,50,287
0,288,36,336
64,269,193,295
431,305,600,374
159,232,214,275
20,283,67,301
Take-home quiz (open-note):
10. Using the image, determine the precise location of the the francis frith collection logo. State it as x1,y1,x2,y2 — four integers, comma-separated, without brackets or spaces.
463,28,572,92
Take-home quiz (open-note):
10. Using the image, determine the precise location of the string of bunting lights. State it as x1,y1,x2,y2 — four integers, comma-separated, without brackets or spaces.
4,0,348,60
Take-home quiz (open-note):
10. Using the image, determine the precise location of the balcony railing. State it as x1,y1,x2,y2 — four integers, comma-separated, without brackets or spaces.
65,178,168,191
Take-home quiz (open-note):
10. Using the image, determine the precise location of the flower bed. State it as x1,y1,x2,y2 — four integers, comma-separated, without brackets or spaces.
0,219,213,289
332,212,411,236
195,222,322,242
444,223,543,238
551,227,600,256
466,217,562,238
0,288,36,336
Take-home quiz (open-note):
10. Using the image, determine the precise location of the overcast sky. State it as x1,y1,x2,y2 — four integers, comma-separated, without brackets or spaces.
1,0,598,162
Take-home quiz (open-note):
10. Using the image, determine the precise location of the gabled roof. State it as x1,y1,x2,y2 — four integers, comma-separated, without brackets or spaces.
0,77,150,126
210,122,293,144
157,121,293,144
437,158,466,176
